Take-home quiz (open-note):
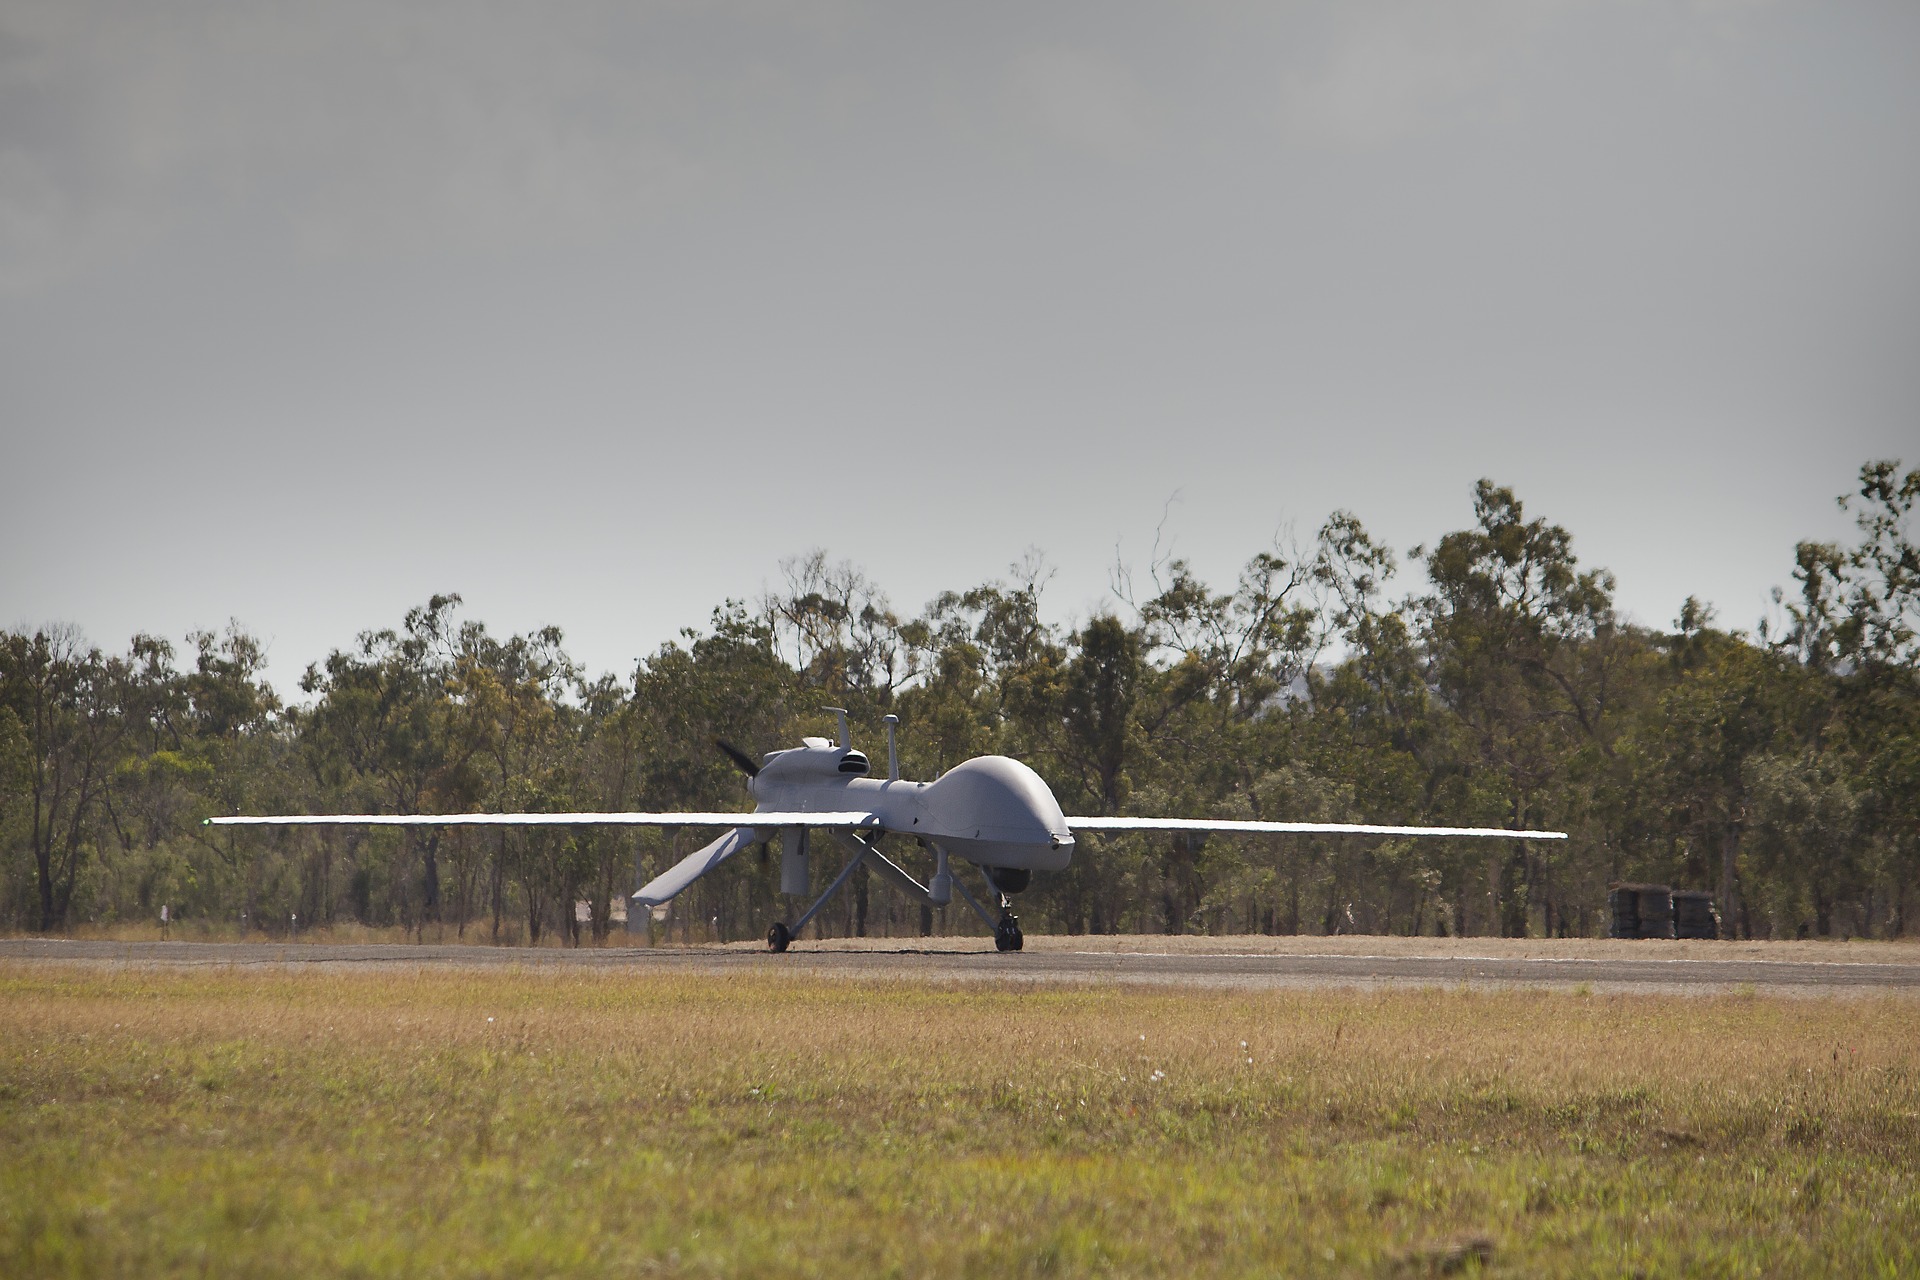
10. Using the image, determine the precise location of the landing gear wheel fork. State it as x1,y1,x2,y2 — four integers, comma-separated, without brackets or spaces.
767,921,793,953
994,911,1023,953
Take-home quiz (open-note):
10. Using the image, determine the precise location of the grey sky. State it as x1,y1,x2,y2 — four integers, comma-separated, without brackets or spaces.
4,1,1916,696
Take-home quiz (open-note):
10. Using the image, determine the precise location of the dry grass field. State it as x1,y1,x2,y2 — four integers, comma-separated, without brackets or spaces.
2,962,1917,1277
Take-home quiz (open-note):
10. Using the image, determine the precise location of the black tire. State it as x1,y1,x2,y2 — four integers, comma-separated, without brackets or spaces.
767,921,792,953
994,914,1023,952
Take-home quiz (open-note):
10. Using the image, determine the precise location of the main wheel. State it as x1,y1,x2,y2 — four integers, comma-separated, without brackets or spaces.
767,921,793,953
994,914,1024,952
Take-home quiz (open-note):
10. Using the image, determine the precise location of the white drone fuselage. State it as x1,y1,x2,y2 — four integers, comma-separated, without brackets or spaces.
749,737,1074,875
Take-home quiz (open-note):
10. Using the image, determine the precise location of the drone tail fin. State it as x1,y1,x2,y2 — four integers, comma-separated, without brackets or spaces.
633,826,762,906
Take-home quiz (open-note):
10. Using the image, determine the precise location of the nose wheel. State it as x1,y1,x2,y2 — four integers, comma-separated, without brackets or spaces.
994,911,1024,952
767,921,793,952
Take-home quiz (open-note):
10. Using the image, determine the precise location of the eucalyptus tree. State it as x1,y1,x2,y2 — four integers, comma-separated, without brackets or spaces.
1767,460,1920,935
0,627,131,930
1131,545,1325,791
180,626,290,924
902,560,1062,775
447,618,575,942
1411,482,1626,936
297,594,481,930
1834,462,1920,931
1619,608,1810,936
1743,748,1868,937
766,552,913,704
1306,512,1488,931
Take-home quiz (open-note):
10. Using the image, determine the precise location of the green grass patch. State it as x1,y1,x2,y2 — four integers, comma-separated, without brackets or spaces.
1,965,1917,1276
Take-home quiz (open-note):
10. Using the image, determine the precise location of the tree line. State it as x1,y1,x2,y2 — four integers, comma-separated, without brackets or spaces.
4,461,1915,943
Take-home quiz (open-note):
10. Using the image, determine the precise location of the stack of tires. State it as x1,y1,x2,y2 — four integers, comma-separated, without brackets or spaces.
1608,884,1643,939
1636,886,1676,939
1673,890,1719,940
1608,883,1716,939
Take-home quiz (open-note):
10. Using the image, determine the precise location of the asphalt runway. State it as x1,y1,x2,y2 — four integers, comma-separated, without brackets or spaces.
6,937,1920,994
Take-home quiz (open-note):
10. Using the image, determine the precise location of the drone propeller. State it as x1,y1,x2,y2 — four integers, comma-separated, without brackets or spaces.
715,738,761,778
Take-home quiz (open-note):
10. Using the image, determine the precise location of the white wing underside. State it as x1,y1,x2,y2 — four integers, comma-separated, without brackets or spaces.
198,812,884,906
1066,817,1566,840
205,812,878,828
206,813,1558,839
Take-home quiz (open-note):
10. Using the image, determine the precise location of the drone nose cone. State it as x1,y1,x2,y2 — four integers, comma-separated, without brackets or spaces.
922,755,1072,870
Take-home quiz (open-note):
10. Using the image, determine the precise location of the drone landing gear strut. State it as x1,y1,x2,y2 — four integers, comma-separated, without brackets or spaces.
934,864,1022,951
767,837,875,952
939,858,1020,951
766,832,1023,954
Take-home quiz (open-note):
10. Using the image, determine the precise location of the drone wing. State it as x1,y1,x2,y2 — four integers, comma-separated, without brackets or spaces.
1066,817,1567,839
204,811,877,828
203,811,883,909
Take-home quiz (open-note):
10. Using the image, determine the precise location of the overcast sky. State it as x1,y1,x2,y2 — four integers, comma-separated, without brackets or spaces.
4,1,1916,697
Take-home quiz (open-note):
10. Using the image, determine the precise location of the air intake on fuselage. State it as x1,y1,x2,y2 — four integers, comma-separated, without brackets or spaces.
837,751,871,775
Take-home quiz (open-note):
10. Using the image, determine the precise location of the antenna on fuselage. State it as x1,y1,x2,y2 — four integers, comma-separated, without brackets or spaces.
883,714,900,781
823,707,850,750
